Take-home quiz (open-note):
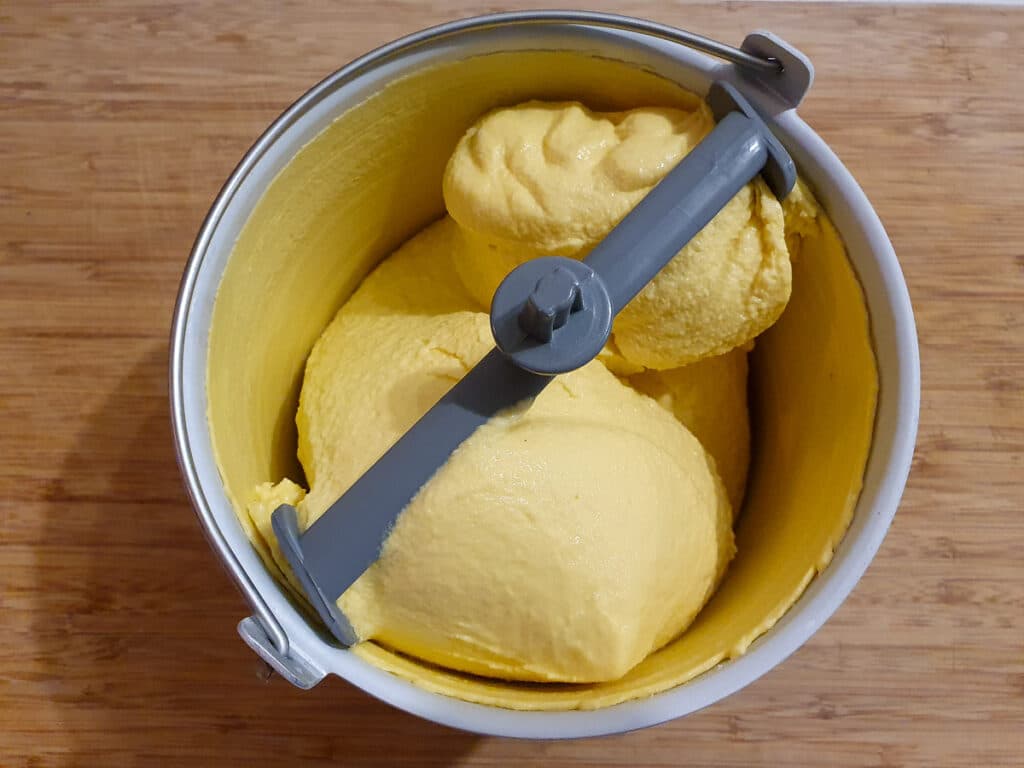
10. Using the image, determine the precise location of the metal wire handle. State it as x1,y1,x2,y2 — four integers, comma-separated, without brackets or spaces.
410,11,783,74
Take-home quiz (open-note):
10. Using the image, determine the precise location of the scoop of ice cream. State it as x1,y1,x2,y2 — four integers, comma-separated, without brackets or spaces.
628,348,751,513
342,217,477,318
249,308,734,683
444,101,712,253
443,100,792,369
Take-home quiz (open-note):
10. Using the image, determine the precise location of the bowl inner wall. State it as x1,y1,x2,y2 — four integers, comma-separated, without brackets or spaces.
206,49,877,710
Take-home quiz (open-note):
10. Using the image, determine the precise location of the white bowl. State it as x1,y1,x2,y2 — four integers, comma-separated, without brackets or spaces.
170,11,919,738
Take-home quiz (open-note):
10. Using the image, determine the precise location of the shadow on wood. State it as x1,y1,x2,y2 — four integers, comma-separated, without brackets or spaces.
34,342,482,766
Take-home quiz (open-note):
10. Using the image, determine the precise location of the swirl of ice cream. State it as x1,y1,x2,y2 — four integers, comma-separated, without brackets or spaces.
443,100,792,369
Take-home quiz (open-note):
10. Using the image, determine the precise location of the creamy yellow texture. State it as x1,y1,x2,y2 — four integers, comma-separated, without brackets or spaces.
209,48,877,711
341,217,478,319
444,101,792,369
629,348,750,513
249,306,734,683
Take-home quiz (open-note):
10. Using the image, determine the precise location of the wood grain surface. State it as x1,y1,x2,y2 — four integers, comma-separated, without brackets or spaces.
2,1,1022,766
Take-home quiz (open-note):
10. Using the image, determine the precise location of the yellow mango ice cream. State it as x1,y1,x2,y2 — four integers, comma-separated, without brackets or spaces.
443,101,791,369
242,94,833,689
628,348,750,512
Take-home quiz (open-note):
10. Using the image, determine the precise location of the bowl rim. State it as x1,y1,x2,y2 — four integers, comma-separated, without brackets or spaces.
170,10,920,739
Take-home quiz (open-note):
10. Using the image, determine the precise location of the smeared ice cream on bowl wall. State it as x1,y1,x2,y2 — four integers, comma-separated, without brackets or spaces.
171,13,919,736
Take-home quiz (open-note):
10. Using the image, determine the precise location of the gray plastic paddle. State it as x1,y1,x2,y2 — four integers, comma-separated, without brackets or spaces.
272,80,796,646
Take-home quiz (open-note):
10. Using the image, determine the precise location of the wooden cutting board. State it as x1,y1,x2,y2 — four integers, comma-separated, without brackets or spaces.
1,2,1021,766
